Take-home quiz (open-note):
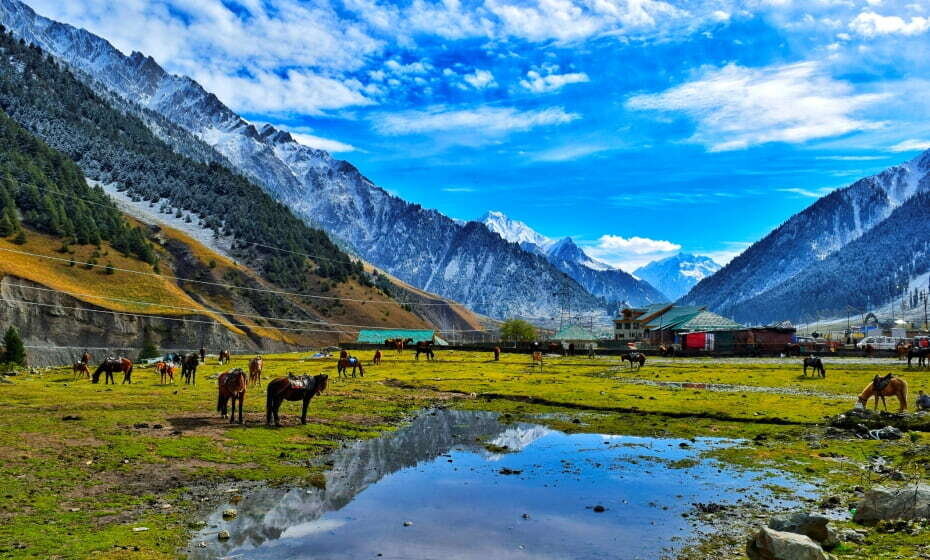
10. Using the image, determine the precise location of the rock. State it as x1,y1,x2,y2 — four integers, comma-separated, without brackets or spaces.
768,512,838,548
189,520,207,530
217,530,230,540
867,426,903,440
131,527,149,532
133,423,149,429
222,508,237,520
746,527,831,560
853,484,930,524
838,528,865,544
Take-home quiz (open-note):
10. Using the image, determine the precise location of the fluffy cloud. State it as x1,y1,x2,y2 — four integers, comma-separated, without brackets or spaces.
519,68,590,93
849,11,930,37
463,69,498,89
373,105,579,135
777,186,835,198
626,61,888,151
290,133,357,152
887,138,930,152
583,234,682,270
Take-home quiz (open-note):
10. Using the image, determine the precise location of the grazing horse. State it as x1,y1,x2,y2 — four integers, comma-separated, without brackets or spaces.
217,368,247,424
802,356,826,378
493,346,501,361
858,374,908,412
218,350,231,365
72,362,90,380
92,357,133,384
265,374,328,426
337,356,364,379
385,338,413,353
373,350,382,365
907,347,930,367
622,352,646,370
181,353,199,385
415,341,435,361
248,356,264,386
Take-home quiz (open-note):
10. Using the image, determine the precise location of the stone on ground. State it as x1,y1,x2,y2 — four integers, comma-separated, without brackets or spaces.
767,512,838,548
853,484,930,524
746,527,831,560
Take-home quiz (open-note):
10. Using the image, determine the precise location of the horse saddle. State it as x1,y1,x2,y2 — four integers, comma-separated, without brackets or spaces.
873,374,893,392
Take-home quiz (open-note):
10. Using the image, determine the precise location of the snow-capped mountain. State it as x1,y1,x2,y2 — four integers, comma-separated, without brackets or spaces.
0,0,606,320
681,148,930,323
634,254,721,301
481,211,666,305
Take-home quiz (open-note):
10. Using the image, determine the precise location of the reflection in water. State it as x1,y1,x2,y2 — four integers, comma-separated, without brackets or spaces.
188,410,809,560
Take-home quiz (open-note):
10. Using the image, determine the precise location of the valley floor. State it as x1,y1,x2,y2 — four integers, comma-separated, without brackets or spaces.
1,352,928,558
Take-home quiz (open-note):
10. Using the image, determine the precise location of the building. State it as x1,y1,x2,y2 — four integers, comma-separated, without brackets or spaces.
355,329,448,346
553,324,598,344
614,305,743,344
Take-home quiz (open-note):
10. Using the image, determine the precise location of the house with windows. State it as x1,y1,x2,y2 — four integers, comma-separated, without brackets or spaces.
614,305,743,344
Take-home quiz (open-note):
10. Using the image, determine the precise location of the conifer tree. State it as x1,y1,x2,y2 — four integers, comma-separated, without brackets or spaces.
1,326,26,366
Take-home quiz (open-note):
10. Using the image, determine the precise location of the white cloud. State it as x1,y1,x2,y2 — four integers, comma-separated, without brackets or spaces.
887,138,930,152
373,105,580,135
849,11,930,37
442,187,478,192
463,69,498,89
193,68,373,115
532,143,610,161
778,186,835,198
290,132,357,152
583,234,682,270
519,68,590,93
626,61,889,151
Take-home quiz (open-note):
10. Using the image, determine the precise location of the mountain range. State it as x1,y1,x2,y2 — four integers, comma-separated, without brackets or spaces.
479,211,667,306
634,254,720,301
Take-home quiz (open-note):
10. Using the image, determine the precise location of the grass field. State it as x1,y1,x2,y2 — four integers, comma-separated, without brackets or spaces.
0,351,927,559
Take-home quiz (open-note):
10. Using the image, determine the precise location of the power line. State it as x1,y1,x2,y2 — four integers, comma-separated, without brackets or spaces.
4,282,488,333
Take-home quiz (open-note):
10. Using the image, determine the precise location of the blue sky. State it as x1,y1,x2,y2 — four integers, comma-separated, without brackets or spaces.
27,0,930,269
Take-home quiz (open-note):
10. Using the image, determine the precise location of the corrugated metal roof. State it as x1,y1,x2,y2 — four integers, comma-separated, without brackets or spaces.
678,310,743,331
356,329,436,344
644,306,704,330
553,324,598,341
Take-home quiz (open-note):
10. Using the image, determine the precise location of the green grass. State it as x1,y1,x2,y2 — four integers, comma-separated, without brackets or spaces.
0,351,927,558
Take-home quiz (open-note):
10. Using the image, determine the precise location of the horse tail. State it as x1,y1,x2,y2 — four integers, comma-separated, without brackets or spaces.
217,388,225,413
266,382,275,422
901,377,909,409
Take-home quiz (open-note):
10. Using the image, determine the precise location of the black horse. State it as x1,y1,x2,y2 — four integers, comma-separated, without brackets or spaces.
907,347,930,367
415,341,435,361
181,353,200,384
621,352,646,370
265,374,329,426
802,356,826,377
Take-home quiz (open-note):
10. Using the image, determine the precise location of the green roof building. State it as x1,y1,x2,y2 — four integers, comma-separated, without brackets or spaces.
356,329,447,345
553,324,598,342
614,304,743,342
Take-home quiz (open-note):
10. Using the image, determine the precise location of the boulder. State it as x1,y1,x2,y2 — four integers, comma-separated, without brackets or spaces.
768,512,838,548
853,485,930,524
746,527,831,560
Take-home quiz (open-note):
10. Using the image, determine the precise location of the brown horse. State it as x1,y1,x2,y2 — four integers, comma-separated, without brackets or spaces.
532,351,543,369
415,341,435,361
248,356,264,386
493,346,501,361
385,338,413,353
72,362,90,380
218,350,231,365
265,374,328,426
217,368,247,424
80,351,92,365
337,356,364,379
802,357,826,378
373,350,382,365
622,352,646,370
896,343,911,361
92,357,133,384
154,361,175,384
858,375,908,412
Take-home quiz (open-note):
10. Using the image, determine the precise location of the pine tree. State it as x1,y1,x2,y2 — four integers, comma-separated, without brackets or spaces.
1,326,26,366
0,213,12,236
11,230,26,245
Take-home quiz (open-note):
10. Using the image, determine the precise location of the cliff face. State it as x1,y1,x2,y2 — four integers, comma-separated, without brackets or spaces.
0,276,293,366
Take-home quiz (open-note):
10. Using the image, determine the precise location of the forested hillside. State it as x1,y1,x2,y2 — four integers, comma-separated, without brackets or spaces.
0,27,360,291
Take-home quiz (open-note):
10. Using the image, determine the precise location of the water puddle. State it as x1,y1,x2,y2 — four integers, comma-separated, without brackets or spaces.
188,410,812,560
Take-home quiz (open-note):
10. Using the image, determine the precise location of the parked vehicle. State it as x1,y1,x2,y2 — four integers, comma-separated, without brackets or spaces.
856,336,899,350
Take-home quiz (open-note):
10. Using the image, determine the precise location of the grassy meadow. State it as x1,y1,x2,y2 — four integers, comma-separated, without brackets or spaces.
0,350,928,559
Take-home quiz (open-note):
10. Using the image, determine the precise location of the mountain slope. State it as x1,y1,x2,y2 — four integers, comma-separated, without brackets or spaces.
681,150,930,316
634,254,720,301
0,0,602,320
481,211,665,305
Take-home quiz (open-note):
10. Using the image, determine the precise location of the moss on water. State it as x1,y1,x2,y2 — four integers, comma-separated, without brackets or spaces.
0,351,926,558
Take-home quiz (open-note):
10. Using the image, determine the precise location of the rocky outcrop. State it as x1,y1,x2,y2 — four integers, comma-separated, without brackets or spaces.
0,276,293,366
746,527,831,560
767,512,838,549
853,485,930,524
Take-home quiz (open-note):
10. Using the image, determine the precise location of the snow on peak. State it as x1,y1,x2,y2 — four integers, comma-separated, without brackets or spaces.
480,210,554,249
634,253,721,300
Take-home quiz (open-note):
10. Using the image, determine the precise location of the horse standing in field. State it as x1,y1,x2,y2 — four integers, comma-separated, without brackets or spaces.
337,356,364,379
907,347,930,367
248,356,264,386
857,374,908,412
622,352,646,370
385,338,413,353
181,353,199,385
493,346,501,361
896,342,911,361
217,368,247,424
155,361,175,384
415,341,435,361
72,362,90,380
373,350,382,365
92,357,133,384
218,350,231,365
265,374,328,426
802,356,826,378
80,351,92,365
